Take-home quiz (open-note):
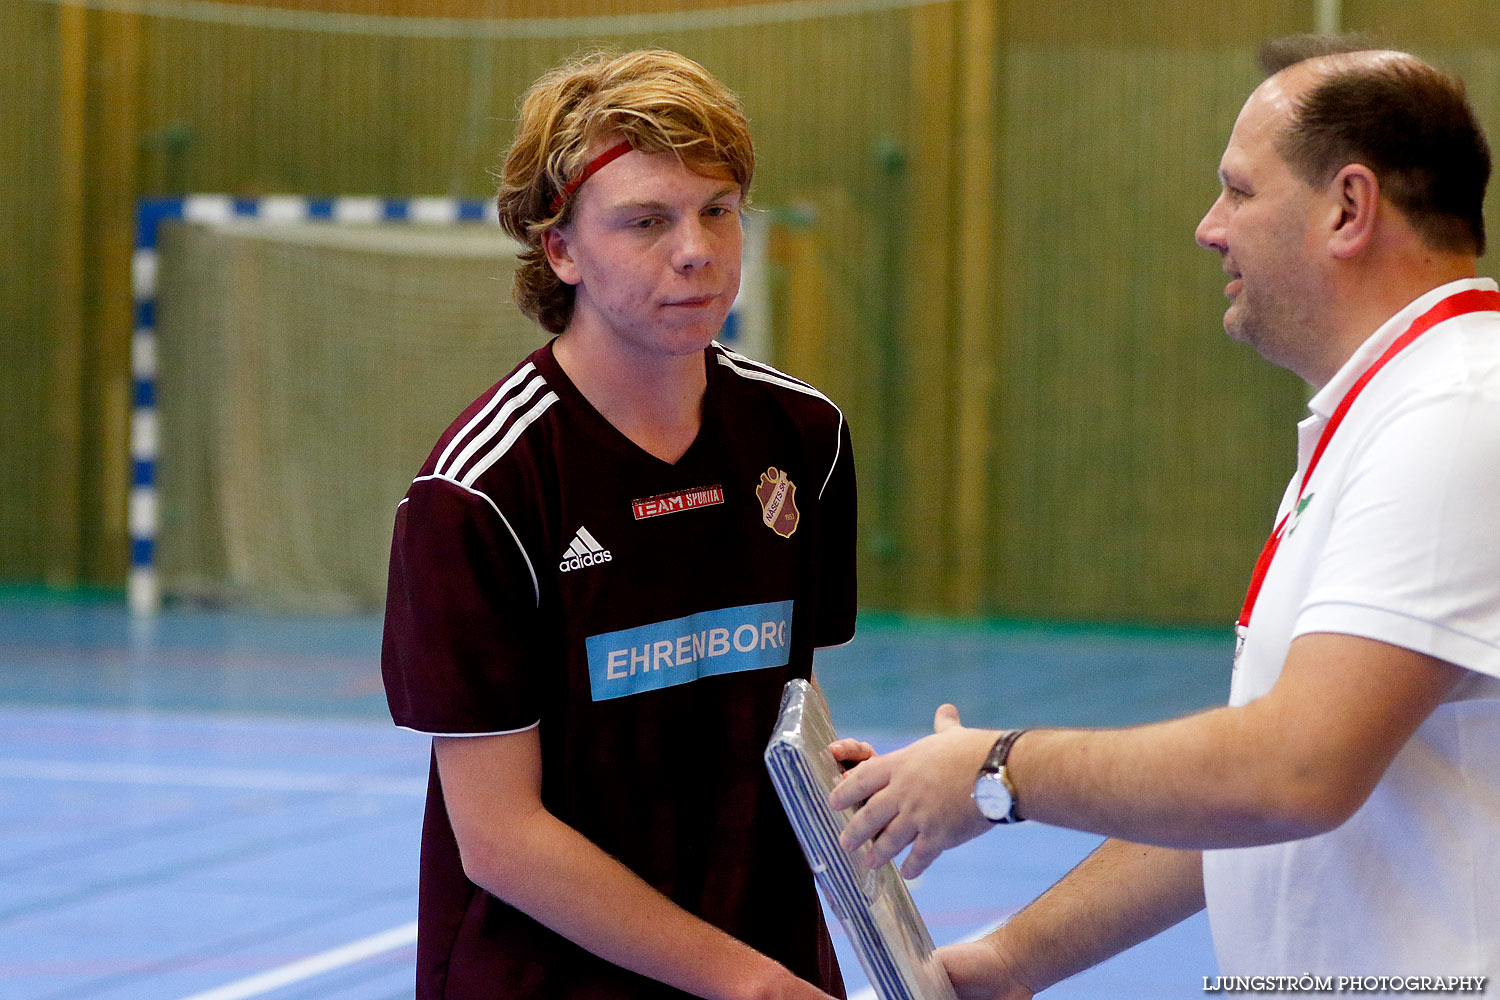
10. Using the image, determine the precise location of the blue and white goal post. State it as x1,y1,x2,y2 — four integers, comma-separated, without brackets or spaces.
127,194,769,616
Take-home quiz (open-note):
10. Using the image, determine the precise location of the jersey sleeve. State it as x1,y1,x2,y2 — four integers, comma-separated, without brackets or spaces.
813,418,858,649
381,476,545,734
1294,386,1500,679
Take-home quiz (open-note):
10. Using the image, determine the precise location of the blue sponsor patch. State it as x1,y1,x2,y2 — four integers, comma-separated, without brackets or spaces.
585,601,795,701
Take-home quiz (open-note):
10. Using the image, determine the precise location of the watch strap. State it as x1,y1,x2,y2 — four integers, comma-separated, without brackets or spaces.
978,729,1027,823
980,729,1026,776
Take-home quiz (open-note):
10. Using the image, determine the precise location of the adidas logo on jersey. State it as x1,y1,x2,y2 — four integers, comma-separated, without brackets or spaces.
559,526,613,573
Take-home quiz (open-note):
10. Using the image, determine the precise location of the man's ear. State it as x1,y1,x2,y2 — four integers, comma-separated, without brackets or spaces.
1328,163,1380,260
542,226,581,286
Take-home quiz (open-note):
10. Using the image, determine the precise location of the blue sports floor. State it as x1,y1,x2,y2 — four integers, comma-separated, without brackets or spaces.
0,592,1226,999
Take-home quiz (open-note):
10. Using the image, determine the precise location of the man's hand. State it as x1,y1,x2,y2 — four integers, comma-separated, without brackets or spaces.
826,704,1000,877
936,939,1034,1000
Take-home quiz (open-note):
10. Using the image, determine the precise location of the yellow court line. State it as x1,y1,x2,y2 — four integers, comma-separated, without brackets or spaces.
30,0,954,38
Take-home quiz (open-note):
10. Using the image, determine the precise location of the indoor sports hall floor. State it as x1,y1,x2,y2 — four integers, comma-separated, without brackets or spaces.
0,591,1225,999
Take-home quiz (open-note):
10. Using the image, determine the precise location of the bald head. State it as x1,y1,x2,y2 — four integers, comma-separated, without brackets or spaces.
1256,39,1489,256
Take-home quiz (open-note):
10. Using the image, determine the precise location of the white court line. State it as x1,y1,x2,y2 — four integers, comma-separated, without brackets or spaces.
162,901,996,1000
846,917,1006,1000
0,759,425,797
174,921,418,1000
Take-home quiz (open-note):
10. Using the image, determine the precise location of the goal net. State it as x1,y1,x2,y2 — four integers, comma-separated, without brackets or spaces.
135,196,769,613
148,205,537,611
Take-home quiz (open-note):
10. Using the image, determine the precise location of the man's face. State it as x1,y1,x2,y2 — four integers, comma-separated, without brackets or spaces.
1195,70,1328,371
546,147,743,360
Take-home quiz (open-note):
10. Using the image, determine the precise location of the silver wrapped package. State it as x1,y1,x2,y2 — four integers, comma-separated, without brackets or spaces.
765,679,958,1000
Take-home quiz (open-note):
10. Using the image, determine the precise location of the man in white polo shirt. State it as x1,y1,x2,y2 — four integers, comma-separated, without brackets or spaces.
826,35,1500,990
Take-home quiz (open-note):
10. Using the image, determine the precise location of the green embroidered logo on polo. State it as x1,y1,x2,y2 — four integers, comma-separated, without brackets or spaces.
1287,493,1315,536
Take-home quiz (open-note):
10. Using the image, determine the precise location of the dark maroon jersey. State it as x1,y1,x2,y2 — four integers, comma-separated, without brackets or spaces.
382,340,856,999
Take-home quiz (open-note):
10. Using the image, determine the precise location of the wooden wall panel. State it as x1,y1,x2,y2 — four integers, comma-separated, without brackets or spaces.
897,3,961,610
952,0,998,615
80,11,143,583
3,2,70,583
49,4,87,585
1343,0,1494,45
12,0,1500,620
987,44,1307,623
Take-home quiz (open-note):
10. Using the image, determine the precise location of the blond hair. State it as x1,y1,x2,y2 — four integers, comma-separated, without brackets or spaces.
496,49,755,333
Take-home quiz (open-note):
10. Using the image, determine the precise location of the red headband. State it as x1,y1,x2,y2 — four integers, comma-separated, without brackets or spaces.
547,141,634,215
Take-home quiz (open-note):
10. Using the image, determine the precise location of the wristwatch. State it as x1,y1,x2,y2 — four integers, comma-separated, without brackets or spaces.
972,730,1027,824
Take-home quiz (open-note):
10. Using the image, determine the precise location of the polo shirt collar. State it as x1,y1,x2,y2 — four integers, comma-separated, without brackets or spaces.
1307,276,1499,419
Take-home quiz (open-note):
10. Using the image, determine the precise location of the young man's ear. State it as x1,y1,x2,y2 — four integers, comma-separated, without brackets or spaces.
543,226,582,286
1327,163,1380,260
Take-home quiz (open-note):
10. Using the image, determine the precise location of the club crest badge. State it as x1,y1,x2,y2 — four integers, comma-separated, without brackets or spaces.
756,466,800,538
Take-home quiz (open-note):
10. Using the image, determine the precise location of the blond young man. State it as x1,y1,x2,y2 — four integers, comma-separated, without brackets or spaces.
382,50,855,1000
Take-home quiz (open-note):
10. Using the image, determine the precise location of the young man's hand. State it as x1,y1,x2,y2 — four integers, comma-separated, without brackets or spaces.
828,737,876,769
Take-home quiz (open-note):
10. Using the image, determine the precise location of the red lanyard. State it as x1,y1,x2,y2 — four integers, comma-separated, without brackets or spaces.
1236,287,1500,630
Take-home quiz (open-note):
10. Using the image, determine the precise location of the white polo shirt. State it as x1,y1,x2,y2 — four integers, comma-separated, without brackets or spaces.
1203,277,1500,976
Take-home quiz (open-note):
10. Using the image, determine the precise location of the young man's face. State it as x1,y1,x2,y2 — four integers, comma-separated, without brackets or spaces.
545,146,744,361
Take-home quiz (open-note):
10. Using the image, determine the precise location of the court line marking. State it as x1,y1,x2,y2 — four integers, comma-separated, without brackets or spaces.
173,921,418,1000
0,759,425,797
35,0,955,38
171,914,998,1000
846,916,1005,1000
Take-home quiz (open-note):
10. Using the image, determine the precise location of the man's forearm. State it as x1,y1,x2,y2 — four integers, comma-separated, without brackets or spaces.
990,839,1205,993
835,634,1466,872
1007,708,1314,848
1009,633,1468,849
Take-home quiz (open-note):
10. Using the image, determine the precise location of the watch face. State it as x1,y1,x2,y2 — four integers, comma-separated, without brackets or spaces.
973,772,1013,822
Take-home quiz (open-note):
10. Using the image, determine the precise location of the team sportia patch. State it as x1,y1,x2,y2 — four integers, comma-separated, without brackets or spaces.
632,484,725,520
